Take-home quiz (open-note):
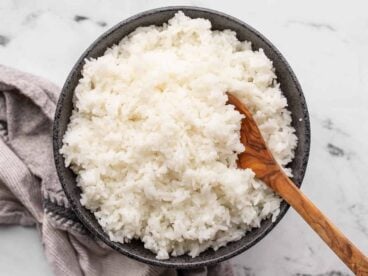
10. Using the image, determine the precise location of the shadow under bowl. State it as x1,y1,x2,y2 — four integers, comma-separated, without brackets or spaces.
53,6,311,269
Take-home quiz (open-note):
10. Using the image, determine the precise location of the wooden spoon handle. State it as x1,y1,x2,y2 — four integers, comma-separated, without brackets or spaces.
271,172,368,275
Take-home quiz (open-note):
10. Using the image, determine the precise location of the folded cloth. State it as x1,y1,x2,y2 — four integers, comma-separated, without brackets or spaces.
0,65,234,276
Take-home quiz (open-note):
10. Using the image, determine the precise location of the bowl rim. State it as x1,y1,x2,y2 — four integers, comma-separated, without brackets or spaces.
53,5,311,268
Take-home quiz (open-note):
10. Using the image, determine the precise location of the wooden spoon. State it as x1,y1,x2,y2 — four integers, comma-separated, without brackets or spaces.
227,92,368,275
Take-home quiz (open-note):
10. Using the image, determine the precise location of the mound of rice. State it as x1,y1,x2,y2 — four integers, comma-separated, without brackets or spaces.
61,12,297,259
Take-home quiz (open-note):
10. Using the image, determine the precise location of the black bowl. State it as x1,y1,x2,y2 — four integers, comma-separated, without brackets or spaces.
53,6,310,269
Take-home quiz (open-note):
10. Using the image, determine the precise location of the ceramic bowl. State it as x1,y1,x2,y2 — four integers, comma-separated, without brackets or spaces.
53,6,310,269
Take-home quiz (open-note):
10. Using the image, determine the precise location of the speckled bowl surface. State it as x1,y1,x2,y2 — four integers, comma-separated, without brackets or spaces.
53,6,310,269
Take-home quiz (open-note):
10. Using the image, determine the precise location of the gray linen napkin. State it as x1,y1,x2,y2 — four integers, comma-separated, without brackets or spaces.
0,65,234,276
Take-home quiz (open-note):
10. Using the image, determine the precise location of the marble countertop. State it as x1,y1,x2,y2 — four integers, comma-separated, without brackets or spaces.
1,0,368,275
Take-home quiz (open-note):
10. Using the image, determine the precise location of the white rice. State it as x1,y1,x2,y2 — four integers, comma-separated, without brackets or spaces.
61,12,297,259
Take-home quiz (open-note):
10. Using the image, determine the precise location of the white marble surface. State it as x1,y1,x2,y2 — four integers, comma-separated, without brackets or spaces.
1,0,368,275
